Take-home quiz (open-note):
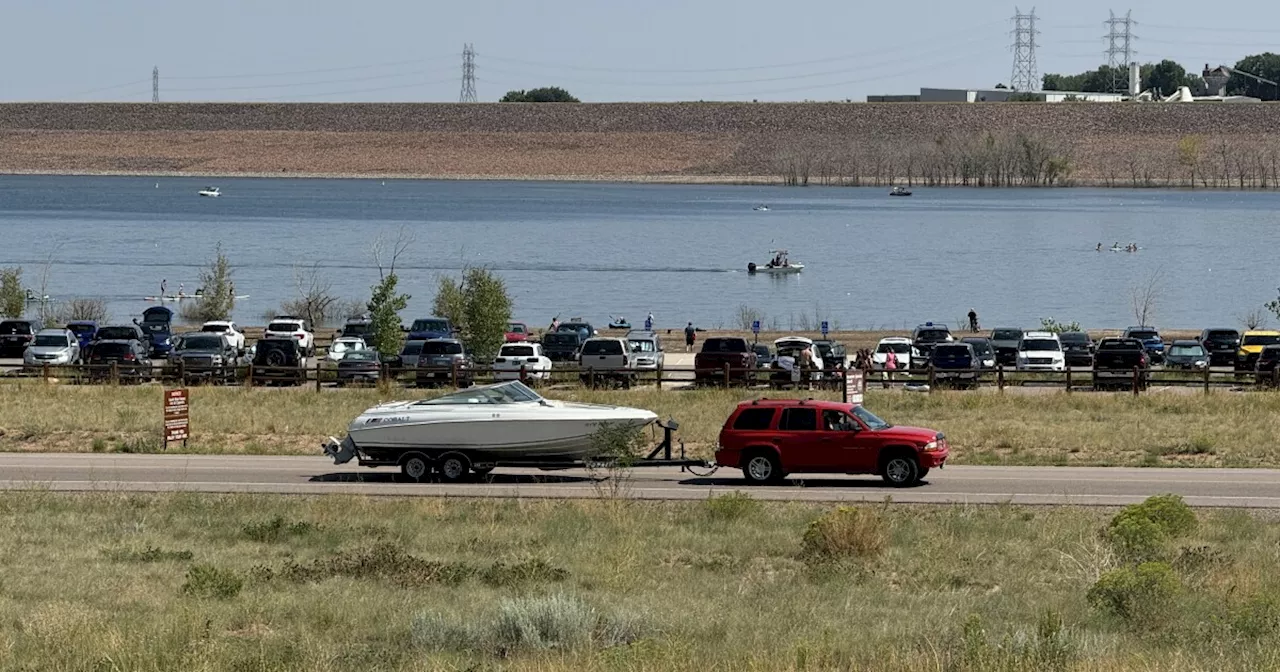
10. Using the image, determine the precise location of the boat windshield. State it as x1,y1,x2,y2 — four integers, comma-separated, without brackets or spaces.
414,381,542,406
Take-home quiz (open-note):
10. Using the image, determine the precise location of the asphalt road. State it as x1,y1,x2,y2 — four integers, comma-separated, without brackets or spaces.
1,453,1278,508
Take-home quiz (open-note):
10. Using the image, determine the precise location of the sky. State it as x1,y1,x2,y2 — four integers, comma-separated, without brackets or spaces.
4,0,1280,103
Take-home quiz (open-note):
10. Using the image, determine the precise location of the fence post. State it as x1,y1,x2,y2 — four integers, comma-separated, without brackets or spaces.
451,360,459,388
655,361,663,389
110,361,118,385
1203,364,1211,394
588,367,596,389
1065,366,1072,394
1133,366,1141,396
928,364,936,392
315,360,322,392
246,364,254,389
42,363,49,382
1273,365,1279,389
723,363,730,387
177,359,185,385
997,365,1004,392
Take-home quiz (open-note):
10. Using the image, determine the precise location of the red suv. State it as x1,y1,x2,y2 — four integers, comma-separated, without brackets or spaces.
715,399,949,486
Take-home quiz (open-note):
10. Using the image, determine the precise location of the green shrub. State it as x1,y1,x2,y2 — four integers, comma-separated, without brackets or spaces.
241,516,319,543
102,546,193,563
1230,594,1280,638
181,564,243,599
1087,562,1180,621
412,595,648,654
704,491,761,521
801,506,887,561
1112,494,1197,538
1104,494,1198,561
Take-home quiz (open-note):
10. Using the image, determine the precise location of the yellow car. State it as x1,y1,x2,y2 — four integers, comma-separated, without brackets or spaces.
1237,330,1280,371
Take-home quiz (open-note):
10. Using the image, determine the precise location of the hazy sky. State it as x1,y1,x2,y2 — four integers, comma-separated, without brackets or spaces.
4,0,1279,103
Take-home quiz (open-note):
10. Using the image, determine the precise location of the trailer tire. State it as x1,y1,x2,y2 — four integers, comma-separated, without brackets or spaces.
742,449,784,485
437,452,472,483
400,453,431,483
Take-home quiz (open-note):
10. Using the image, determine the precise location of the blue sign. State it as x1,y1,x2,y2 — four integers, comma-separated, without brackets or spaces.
751,319,761,334
821,320,829,336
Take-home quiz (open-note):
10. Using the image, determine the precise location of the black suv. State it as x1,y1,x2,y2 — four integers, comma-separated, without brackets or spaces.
0,319,44,357
989,327,1024,367
930,342,979,386
416,338,474,388
252,338,306,386
1198,328,1241,367
542,331,584,362
911,322,953,365
339,317,374,340
84,339,152,382
1058,331,1095,368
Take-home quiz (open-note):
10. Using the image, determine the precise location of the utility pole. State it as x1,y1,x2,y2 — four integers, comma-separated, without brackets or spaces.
1010,7,1039,92
1105,10,1137,93
152,66,160,103
459,44,477,102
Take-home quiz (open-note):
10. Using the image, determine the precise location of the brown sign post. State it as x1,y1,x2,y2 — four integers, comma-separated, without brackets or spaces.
164,388,189,449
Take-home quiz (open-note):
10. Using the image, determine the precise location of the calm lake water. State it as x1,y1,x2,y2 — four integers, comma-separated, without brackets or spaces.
0,174,1273,331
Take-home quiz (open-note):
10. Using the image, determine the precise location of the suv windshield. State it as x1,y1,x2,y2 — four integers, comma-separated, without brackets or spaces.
852,405,890,430
97,327,137,340
423,341,464,355
543,333,578,346
67,324,95,335
582,340,623,356
33,335,68,347
1244,334,1280,346
915,329,950,342
342,351,378,362
1205,330,1238,341
876,342,911,354
1059,332,1090,344
177,335,223,350
0,322,32,335
992,329,1022,341
1169,345,1205,357
1021,339,1060,352
411,319,449,333
1098,339,1141,351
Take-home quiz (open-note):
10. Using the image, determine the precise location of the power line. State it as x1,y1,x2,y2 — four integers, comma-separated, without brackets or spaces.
460,44,477,102
163,68,446,93
1104,10,1137,92
1010,7,1040,91
60,78,150,98
164,56,453,81
245,77,459,102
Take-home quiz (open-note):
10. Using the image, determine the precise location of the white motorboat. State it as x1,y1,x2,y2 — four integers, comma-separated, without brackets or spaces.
753,204,770,211
748,249,804,275
324,380,658,464
889,186,912,196
198,187,221,197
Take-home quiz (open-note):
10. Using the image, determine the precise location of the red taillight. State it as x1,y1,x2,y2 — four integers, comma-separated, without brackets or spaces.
123,354,136,361
295,334,304,339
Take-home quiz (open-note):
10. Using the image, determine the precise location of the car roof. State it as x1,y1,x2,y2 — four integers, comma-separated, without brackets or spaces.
1244,330,1280,336
915,322,948,329
1263,344,1280,351
1125,326,1158,331
66,320,97,326
878,337,912,344
734,398,850,410
1203,327,1238,333
584,336,626,342
1022,331,1057,339
774,336,813,345
35,328,72,335
93,339,137,345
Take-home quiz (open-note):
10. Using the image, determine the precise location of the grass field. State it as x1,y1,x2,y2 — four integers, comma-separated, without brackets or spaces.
2,492,1278,671
1,382,1279,468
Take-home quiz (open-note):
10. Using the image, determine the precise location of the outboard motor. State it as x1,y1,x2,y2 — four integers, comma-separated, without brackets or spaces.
747,262,757,274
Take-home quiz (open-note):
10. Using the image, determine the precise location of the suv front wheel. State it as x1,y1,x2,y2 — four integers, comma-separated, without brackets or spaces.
880,452,920,487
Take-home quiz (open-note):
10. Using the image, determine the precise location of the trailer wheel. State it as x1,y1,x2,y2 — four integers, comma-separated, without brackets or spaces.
400,453,431,482
437,452,472,483
742,450,783,485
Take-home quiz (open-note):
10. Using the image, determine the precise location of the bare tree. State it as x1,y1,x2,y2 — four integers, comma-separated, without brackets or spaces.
1130,268,1166,326
279,263,341,328
1239,307,1268,331
371,225,415,279
36,246,63,323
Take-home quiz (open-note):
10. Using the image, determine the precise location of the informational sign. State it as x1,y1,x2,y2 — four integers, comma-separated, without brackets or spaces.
163,388,189,447
821,320,829,337
844,370,864,404
751,319,761,335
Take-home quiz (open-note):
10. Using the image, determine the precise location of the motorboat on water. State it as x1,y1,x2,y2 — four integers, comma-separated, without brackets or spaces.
889,186,912,196
607,317,632,330
748,249,804,275
323,380,659,466
198,187,221,197
753,204,770,211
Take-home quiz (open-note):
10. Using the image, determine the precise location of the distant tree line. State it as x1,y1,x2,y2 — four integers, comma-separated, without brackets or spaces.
499,87,580,103
1042,53,1280,100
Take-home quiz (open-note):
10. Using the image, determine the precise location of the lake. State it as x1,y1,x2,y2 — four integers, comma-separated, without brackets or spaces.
0,174,1272,332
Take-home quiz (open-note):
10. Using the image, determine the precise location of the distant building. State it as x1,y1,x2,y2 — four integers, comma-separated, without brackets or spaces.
867,87,1127,103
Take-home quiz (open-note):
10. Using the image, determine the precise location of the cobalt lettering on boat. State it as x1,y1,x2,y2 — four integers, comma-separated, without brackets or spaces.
365,416,410,425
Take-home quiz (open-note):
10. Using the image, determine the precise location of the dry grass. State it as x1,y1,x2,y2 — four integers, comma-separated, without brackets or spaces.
2,381,1279,467
2,492,1279,670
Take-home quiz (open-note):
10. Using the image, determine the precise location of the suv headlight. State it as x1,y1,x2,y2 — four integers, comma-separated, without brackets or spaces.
923,440,941,452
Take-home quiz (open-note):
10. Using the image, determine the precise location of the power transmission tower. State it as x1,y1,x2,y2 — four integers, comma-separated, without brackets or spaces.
1010,7,1039,92
1104,10,1137,92
459,44,477,102
152,66,160,103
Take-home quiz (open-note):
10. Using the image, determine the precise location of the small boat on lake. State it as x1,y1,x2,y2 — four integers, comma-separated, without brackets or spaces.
198,187,221,197
889,186,912,197
748,249,804,275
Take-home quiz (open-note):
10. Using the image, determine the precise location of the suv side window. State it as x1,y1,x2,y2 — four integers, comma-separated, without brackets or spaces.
823,410,856,431
732,408,776,431
779,408,817,431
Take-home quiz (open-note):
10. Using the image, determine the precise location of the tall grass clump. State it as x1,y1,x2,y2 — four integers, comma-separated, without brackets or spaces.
703,491,761,521
412,594,648,654
801,506,887,562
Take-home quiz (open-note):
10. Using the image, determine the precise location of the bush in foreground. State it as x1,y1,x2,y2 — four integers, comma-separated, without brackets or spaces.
413,594,647,654
801,506,887,562
1087,561,1181,622
1104,494,1198,562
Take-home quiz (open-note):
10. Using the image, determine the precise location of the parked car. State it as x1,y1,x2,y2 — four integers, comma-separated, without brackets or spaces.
200,321,246,353
170,332,238,383
1058,331,1095,368
338,316,374,340
989,327,1024,367
493,342,552,383
84,339,152,382
556,319,597,339
408,316,454,342
871,337,916,371
1016,331,1065,372
1256,345,1280,387
416,338,474,388
930,343,979,386
1093,337,1149,390
1236,330,1280,372
578,337,636,387
1122,326,1165,364
0,319,45,357
1164,340,1209,370
959,337,997,371
505,322,530,342
336,350,382,386
541,331,584,363
65,321,98,351
771,337,825,387
137,306,174,358
695,337,757,386
911,322,953,363
328,336,368,362
1197,328,1241,367
397,339,428,370
752,343,775,368
813,340,848,370
264,316,315,356
252,338,307,386
94,324,145,344
715,398,950,486
626,330,664,373
23,328,81,370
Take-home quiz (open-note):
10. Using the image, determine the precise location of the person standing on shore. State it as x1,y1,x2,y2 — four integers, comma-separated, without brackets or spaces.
160,279,167,298
644,312,653,331
684,322,696,352
968,309,979,333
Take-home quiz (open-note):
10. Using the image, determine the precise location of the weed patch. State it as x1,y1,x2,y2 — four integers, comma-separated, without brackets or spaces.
102,546,193,563
254,543,567,589
241,516,319,543
181,564,243,599
704,491,761,521
801,506,886,563
413,594,649,655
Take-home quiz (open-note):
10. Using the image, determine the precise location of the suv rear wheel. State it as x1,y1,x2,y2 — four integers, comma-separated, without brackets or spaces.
880,452,920,487
742,450,784,485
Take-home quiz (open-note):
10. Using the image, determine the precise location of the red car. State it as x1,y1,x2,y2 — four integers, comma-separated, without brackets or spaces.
505,322,530,342
715,399,949,486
